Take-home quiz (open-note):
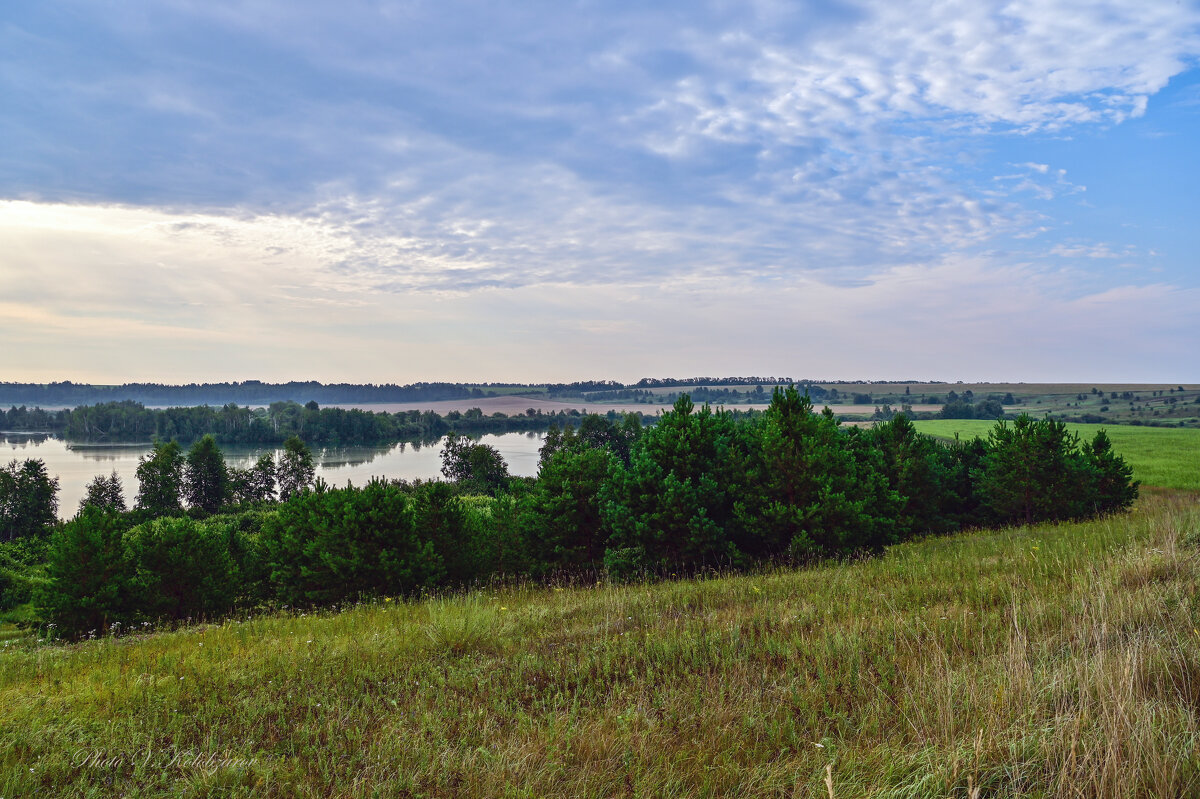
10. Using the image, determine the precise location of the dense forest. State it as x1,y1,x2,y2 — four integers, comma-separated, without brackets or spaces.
0,400,626,445
0,387,1138,638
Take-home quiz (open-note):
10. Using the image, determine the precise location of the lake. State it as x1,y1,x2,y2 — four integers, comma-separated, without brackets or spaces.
0,432,547,519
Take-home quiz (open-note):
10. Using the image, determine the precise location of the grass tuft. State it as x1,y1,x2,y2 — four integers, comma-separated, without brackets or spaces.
422,596,506,657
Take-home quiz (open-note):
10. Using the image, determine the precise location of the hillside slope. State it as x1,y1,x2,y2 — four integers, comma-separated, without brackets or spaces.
3,490,1199,797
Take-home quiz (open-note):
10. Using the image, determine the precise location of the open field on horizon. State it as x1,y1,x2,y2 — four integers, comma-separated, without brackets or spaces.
640,383,1200,426
5,382,1196,429
3,491,1198,797
635,381,1200,396
815,382,1200,395
914,420,1200,492
249,383,1200,428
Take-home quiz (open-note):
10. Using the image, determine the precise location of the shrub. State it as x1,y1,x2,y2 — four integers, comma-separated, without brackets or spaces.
473,492,535,578
262,479,441,605
125,516,236,622
0,537,48,611
218,509,276,605
38,508,135,637
412,481,474,585
602,545,649,582
861,415,953,538
529,447,616,572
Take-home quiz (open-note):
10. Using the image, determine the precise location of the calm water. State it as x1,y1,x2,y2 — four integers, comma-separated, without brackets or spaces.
0,432,546,519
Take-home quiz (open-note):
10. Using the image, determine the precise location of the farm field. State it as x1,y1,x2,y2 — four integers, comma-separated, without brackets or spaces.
914,420,1200,492
3,490,1199,797
370,383,1200,427
818,382,1200,396
838,384,1200,426
635,383,1200,425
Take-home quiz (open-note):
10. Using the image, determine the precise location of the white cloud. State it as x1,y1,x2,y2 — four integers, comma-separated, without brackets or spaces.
1,2,1197,380
1,200,1195,382
1050,242,1135,259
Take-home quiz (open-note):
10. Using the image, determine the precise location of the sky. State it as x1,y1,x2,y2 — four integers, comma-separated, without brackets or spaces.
1,0,1198,385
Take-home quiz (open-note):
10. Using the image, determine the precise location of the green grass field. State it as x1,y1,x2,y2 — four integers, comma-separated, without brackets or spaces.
915,420,1200,492
3,491,1199,797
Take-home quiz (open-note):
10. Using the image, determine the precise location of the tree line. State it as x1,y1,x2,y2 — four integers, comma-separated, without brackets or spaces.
0,377,957,407
0,400,618,445
0,387,1138,638
0,380,497,407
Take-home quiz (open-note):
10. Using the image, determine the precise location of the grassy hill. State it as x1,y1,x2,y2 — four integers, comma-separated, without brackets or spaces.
3,488,1198,797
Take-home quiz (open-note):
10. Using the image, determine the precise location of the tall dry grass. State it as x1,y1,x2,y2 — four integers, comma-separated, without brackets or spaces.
2,491,1197,797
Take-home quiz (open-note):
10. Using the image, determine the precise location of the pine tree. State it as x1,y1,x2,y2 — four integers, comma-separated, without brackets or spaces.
38,507,133,636
734,386,895,560
1081,429,1139,515
531,446,616,570
602,394,746,574
977,415,1082,525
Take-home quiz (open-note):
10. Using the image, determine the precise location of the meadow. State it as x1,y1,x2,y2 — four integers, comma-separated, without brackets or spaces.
3,487,1198,797
914,420,1200,492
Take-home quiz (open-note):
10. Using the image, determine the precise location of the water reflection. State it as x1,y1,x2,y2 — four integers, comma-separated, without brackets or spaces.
64,443,161,463
0,432,52,447
3,432,545,519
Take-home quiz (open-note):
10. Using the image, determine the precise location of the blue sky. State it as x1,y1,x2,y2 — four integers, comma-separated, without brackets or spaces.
1,0,1198,383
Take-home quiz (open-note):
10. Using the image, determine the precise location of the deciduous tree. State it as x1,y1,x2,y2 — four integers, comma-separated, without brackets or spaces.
135,441,184,517
0,458,60,541
79,470,126,515
277,436,315,501
184,434,229,514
